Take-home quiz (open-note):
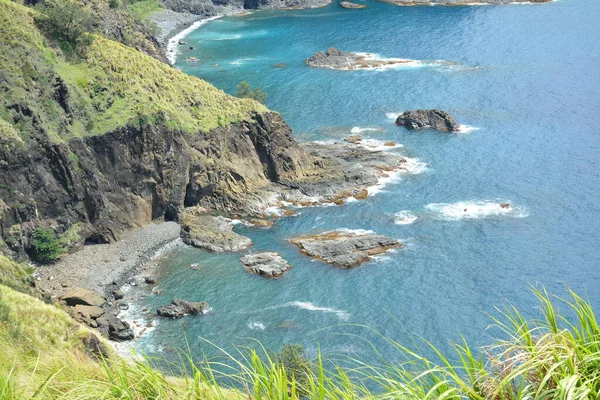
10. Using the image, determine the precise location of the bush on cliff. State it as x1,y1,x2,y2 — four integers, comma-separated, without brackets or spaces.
34,0,94,49
235,81,268,104
31,227,65,263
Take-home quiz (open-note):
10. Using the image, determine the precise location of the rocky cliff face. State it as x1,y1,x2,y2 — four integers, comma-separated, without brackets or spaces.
0,112,312,256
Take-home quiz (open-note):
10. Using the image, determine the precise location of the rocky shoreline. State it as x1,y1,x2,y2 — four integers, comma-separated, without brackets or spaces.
35,222,180,300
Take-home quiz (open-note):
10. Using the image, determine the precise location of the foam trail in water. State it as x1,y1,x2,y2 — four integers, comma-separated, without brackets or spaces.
457,125,480,134
259,301,350,321
386,111,402,120
351,126,384,134
394,210,418,225
425,200,528,221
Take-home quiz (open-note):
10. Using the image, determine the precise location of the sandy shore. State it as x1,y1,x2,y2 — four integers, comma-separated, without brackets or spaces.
35,222,180,299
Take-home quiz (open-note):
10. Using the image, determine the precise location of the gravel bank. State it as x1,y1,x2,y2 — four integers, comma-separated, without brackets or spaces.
35,222,180,299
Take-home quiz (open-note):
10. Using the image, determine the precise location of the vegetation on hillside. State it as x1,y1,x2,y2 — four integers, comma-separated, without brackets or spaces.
0,0,266,145
0,280,598,399
235,81,268,104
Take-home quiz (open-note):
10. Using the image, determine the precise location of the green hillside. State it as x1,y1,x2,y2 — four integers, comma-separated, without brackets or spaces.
0,0,266,144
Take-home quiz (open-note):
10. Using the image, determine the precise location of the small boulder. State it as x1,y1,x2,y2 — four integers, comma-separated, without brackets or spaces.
96,314,134,341
112,289,124,300
241,252,291,278
60,288,105,307
144,277,158,285
81,332,110,359
156,299,210,319
500,202,511,209
395,109,460,132
344,135,362,144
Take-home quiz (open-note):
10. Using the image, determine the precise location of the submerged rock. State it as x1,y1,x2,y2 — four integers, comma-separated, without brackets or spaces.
305,47,414,70
156,299,210,319
180,209,252,252
339,1,368,7
241,252,291,278
395,109,460,132
291,230,402,268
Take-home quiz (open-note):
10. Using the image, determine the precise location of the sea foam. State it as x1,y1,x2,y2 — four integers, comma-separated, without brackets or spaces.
425,200,528,221
394,210,418,225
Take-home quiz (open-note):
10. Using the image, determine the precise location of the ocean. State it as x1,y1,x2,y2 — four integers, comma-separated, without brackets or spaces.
125,0,600,365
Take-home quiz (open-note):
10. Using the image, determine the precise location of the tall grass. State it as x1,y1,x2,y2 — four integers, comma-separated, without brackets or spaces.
1,286,599,399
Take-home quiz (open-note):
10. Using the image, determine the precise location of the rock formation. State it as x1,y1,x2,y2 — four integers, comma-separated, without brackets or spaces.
241,252,291,277
339,1,367,8
395,110,461,132
180,211,253,252
156,299,210,319
291,230,402,268
305,47,415,70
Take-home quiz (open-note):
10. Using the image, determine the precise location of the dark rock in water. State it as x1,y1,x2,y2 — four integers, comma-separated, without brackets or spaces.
291,230,402,268
180,209,252,252
144,277,158,284
60,288,105,307
96,314,134,341
112,289,124,300
189,46,194,50
117,303,129,311
156,299,210,319
395,109,460,132
344,135,362,144
306,47,413,70
272,63,287,68
241,252,291,278
500,202,511,209
178,41,186,45
340,1,367,8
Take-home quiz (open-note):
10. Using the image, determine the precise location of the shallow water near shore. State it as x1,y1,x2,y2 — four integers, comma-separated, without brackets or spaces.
126,0,600,364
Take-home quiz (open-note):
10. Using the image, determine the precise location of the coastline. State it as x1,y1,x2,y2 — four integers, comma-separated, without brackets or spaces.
35,222,181,300
164,16,222,64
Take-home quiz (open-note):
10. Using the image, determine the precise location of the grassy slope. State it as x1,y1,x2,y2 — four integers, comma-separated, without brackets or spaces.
0,0,266,143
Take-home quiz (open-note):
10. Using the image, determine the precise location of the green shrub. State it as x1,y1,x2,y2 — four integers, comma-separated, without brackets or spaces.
109,0,121,9
31,227,65,263
34,0,93,47
235,81,267,104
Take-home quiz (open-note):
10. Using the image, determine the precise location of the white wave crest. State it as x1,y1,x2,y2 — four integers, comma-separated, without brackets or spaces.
386,111,402,120
394,210,418,225
350,126,383,134
248,321,266,330
425,200,528,221
457,125,480,133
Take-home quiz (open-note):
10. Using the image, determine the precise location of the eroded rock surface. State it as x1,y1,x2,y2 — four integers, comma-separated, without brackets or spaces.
291,230,402,268
395,109,460,132
241,252,291,277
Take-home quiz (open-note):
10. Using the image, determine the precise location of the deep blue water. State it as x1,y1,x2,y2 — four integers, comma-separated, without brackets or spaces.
126,0,600,365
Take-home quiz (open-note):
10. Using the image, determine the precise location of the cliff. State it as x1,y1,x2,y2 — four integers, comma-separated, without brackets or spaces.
0,0,315,258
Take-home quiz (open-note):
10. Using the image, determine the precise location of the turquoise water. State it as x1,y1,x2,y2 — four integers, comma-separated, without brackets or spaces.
127,0,600,364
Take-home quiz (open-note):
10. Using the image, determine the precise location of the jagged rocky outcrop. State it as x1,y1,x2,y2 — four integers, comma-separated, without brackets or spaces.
156,299,210,319
291,230,402,268
305,48,414,70
241,252,291,277
395,110,461,132
59,288,134,341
